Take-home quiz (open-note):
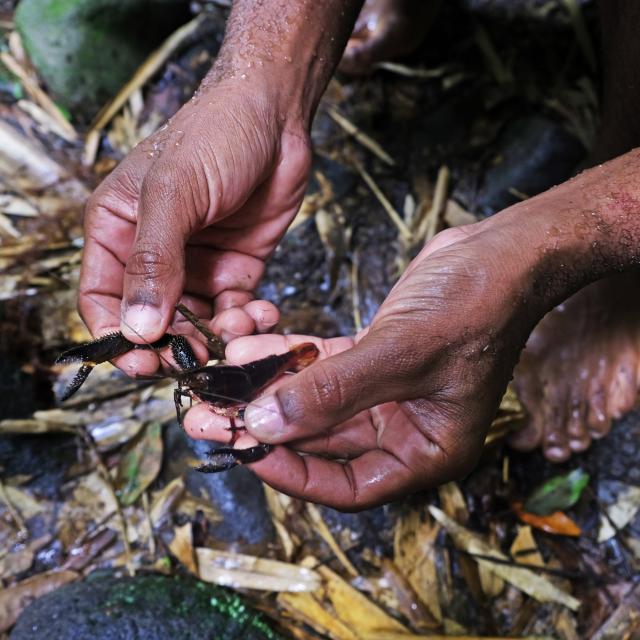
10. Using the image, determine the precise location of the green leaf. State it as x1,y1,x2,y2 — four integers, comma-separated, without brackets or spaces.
114,421,163,506
524,468,590,516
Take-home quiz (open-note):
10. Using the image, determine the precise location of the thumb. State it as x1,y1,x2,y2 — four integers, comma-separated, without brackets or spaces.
121,166,192,342
244,331,419,443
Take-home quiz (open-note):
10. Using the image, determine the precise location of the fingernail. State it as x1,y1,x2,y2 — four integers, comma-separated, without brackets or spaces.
122,304,162,340
244,395,284,440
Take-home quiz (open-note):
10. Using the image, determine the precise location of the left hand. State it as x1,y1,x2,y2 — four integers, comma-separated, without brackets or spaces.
184,217,543,510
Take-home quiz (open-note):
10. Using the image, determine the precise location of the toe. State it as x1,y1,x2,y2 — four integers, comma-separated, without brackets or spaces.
542,390,571,462
607,358,637,419
508,370,543,451
566,399,591,453
587,365,613,438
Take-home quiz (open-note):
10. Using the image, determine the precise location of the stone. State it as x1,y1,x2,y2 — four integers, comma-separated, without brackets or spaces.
11,571,281,640
15,0,192,120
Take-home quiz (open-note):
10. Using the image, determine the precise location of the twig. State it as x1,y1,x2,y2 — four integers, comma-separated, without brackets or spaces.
474,25,511,86
351,156,412,240
142,491,156,556
560,0,597,72
0,51,77,141
328,107,395,166
415,165,450,243
84,14,205,166
175,303,225,360
372,61,450,79
306,503,359,577
0,479,29,541
350,250,363,333
77,427,135,576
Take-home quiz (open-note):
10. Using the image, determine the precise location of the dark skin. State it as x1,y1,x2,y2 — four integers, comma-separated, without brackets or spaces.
81,0,640,510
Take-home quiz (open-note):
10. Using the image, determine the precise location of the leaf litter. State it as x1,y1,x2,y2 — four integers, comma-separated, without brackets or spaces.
1,1,639,638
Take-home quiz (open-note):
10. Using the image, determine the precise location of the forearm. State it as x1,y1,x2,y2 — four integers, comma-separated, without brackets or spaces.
486,149,640,321
207,0,364,125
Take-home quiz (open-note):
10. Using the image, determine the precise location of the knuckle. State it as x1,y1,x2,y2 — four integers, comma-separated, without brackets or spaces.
125,246,176,283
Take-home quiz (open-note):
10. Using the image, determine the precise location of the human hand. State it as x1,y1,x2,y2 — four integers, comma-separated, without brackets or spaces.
79,76,311,375
185,216,545,510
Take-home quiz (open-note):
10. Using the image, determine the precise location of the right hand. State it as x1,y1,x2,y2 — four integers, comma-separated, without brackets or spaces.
79,75,312,375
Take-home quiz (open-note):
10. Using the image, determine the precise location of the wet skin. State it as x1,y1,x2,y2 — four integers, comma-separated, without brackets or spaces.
81,0,640,509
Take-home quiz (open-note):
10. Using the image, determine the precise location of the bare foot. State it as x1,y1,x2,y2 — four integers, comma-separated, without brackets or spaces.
340,0,440,75
509,274,640,462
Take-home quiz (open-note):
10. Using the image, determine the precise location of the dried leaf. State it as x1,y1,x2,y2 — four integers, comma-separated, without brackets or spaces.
114,421,163,506
278,591,359,640
510,526,544,567
438,481,469,523
169,523,197,575
150,477,185,527
0,570,78,632
196,548,321,592
597,483,640,543
306,503,358,577
318,565,411,635
429,506,580,610
393,509,442,622
524,468,589,515
61,529,116,571
512,501,582,537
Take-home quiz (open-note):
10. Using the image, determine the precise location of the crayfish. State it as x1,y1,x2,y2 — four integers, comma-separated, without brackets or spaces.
56,331,319,472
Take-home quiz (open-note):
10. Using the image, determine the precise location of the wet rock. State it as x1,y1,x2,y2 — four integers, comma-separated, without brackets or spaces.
163,423,275,552
15,0,192,119
474,115,585,216
10,571,281,640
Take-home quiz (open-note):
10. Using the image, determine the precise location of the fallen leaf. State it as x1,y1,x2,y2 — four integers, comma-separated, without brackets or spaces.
597,483,640,542
524,468,589,516
169,523,197,575
510,526,544,567
196,548,321,592
114,421,163,506
149,477,185,527
318,565,411,636
429,506,580,610
0,570,78,632
393,508,442,622
512,501,582,537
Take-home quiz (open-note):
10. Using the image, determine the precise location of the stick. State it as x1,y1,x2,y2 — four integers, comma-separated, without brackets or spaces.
328,107,395,166
351,156,412,240
84,14,205,165
0,51,77,141
415,165,450,243
0,479,29,541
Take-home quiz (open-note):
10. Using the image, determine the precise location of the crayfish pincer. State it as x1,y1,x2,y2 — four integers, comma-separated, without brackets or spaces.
56,333,319,472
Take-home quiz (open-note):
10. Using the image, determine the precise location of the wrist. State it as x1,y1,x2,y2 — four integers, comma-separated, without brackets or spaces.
208,0,363,127
484,148,640,318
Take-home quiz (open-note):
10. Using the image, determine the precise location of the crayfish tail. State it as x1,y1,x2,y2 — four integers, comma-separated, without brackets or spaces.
195,444,273,473
288,343,320,371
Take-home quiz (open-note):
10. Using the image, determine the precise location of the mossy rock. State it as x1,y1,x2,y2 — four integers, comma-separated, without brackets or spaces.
15,0,191,120
10,571,282,640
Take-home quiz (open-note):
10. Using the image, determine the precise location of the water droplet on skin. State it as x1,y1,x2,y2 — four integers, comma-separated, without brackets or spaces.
283,55,292,63
240,73,247,80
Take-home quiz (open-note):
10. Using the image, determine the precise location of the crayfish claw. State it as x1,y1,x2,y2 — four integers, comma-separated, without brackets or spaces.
194,444,273,473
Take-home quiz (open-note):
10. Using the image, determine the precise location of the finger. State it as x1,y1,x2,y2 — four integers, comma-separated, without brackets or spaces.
242,300,279,333
250,447,424,511
210,307,256,343
121,160,200,343
240,331,423,444
184,401,377,457
80,153,149,337
184,247,266,300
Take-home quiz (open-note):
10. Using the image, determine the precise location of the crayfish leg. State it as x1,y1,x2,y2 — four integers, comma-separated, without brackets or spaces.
59,363,95,401
194,444,273,473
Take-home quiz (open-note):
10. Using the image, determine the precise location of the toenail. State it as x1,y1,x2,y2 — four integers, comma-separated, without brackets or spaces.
545,446,570,462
